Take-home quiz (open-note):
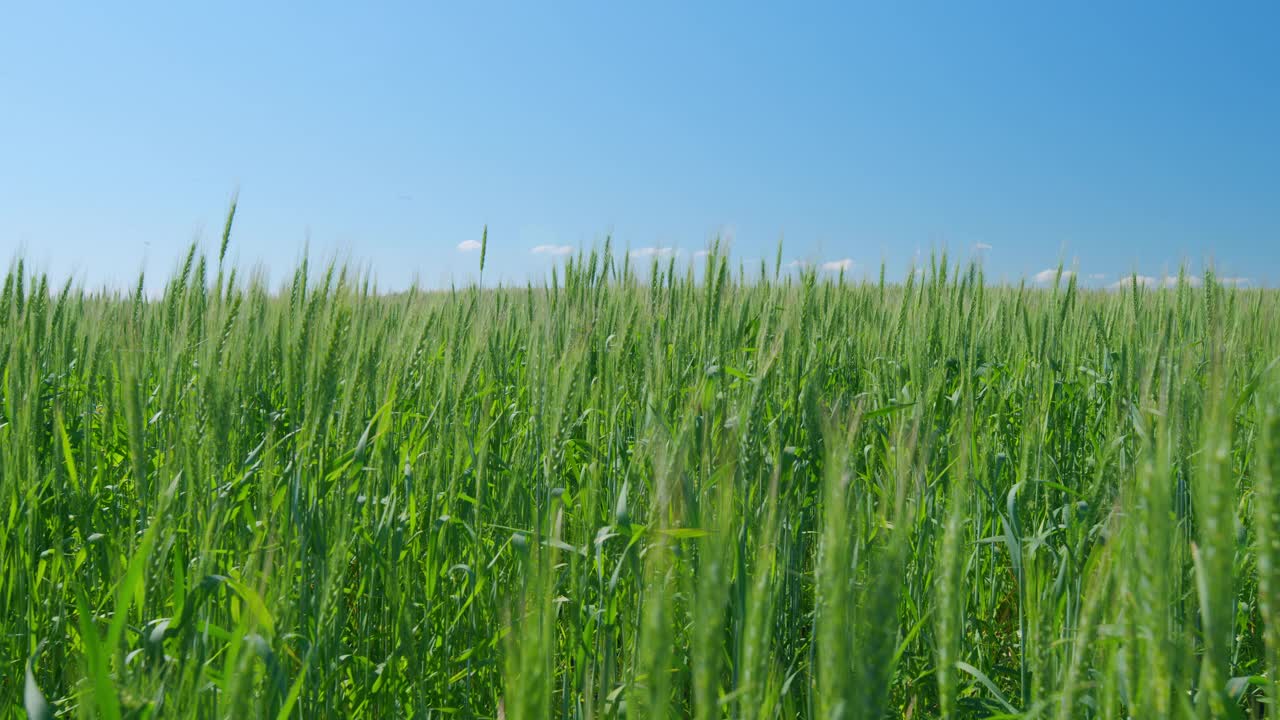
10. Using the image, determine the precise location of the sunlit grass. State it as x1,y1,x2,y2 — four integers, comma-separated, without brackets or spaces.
3,221,1279,718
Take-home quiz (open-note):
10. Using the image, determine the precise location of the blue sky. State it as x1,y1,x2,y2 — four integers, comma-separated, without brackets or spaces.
2,2,1277,290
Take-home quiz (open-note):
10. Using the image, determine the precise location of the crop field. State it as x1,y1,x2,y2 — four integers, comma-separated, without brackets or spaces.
4,234,1280,718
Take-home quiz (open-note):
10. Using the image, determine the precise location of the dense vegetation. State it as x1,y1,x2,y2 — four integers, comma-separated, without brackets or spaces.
4,229,1280,718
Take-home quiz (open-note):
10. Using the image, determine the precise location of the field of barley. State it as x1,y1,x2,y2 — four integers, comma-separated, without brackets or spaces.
4,232,1280,718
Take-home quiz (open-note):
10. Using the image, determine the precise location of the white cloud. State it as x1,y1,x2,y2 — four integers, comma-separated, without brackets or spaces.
787,259,811,269
821,258,854,272
457,239,482,252
1087,273,1107,280
693,249,710,258
1107,274,1251,289
531,244,573,256
630,247,680,258
1033,269,1074,284
1111,274,1203,288
973,242,993,251
1109,275,1157,289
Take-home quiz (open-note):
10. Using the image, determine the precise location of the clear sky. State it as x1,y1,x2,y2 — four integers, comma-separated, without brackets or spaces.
2,2,1277,290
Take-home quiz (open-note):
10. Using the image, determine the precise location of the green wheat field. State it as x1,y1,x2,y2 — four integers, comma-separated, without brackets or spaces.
5,221,1280,719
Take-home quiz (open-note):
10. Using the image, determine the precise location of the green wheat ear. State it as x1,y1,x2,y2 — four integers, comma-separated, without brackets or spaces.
219,190,239,266
479,224,488,274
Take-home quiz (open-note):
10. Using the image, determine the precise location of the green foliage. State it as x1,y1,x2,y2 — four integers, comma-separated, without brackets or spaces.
1,247,1278,719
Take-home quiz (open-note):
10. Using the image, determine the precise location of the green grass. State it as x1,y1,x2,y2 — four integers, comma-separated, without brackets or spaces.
3,227,1280,718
